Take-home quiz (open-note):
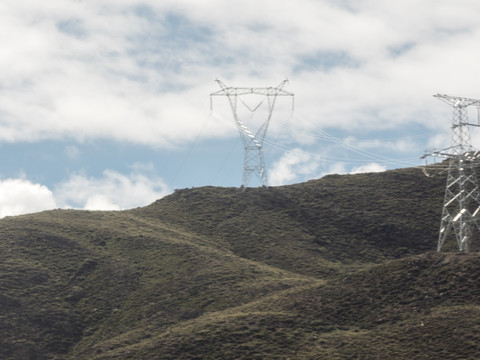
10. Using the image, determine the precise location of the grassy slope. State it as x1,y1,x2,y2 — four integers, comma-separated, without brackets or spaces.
3,166,479,359
99,252,480,360
133,167,445,269
0,210,314,359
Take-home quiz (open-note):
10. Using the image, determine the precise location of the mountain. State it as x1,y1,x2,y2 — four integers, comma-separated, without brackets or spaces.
2,166,479,359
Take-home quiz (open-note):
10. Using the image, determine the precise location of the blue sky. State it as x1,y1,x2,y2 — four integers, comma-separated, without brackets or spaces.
1,0,480,216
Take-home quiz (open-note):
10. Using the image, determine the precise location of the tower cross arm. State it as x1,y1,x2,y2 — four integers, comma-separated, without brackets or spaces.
422,149,456,159
210,79,294,97
434,94,480,107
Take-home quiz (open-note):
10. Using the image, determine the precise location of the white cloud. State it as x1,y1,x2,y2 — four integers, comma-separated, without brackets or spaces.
0,168,171,218
322,163,348,177
268,148,320,186
0,179,57,217
83,194,121,211
350,163,387,174
318,162,386,177
54,169,171,210
1,0,480,152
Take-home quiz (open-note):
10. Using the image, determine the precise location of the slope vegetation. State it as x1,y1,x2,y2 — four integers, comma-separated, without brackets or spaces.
2,166,479,359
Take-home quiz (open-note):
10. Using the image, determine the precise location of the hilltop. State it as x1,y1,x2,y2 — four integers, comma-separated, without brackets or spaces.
2,166,480,359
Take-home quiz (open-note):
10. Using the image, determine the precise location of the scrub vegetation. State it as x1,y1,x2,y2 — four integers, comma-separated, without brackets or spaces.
2,166,480,359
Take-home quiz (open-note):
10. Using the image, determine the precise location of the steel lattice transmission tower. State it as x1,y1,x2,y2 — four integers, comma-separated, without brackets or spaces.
423,94,480,252
210,79,294,187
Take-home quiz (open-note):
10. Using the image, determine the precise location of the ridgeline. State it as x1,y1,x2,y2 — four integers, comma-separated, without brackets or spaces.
2,167,480,359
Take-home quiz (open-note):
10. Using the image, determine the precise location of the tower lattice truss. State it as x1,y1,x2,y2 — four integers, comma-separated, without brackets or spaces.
211,80,294,187
423,94,480,252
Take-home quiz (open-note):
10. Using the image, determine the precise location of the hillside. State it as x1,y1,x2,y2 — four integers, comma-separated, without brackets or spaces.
2,166,480,359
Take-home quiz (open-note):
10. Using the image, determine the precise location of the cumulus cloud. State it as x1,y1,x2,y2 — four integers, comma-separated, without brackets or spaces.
0,179,57,217
350,163,387,174
0,168,171,218
268,148,321,186
322,163,348,177
1,0,480,150
315,161,386,179
55,169,171,210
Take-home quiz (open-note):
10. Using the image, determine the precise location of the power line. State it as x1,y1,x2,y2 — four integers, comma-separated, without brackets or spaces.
264,113,422,168
172,111,212,186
